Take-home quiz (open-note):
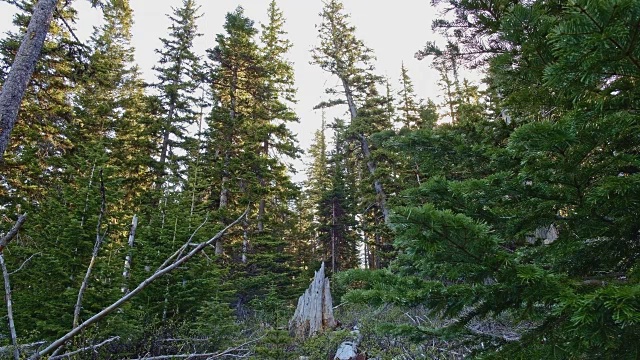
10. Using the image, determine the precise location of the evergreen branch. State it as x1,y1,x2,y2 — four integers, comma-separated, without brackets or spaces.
571,3,640,71
28,209,249,360
53,7,87,51
156,214,209,272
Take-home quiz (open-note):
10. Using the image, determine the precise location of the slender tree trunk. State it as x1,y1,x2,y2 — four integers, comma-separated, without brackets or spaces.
189,93,206,229
73,170,107,329
242,218,248,264
216,151,230,256
0,0,57,160
158,100,176,180
257,141,268,233
216,69,237,256
374,216,382,269
158,59,182,185
162,217,179,321
339,78,390,224
122,214,138,294
331,198,337,273
80,160,97,228
0,254,19,360
0,214,26,360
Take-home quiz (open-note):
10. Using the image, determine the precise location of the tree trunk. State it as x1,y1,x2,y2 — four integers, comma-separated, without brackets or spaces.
0,0,57,160
289,262,336,338
0,254,19,360
122,214,138,294
339,78,390,224
73,170,107,329
216,68,237,256
331,198,337,273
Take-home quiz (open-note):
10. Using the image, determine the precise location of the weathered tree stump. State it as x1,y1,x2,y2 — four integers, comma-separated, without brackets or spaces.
289,263,336,338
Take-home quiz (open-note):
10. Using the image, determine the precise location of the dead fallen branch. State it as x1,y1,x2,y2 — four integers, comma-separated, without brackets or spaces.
28,209,248,360
128,334,265,360
48,336,120,360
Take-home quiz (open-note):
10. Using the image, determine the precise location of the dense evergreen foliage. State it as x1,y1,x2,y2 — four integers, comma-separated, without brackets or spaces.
0,0,638,358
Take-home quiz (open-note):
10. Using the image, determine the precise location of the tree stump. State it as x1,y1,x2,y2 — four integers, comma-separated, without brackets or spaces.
289,263,336,338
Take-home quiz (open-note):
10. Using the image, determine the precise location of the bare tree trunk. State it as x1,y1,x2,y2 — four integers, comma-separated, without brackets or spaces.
28,210,248,360
122,214,138,294
0,214,27,253
80,160,97,228
339,78,390,224
73,170,107,329
216,69,237,256
0,254,19,360
216,154,229,255
0,0,57,159
189,93,206,229
289,263,336,338
331,198,336,273
241,218,248,264
162,217,179,322
0,214,26,360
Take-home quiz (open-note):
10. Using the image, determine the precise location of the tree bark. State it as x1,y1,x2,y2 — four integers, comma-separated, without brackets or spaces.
73,170,107,329
0,0,57,160
289,262,336,338
122,214,138,294
0,214,27,254
216,68,237,256
0,254,19,360
339,78,390,224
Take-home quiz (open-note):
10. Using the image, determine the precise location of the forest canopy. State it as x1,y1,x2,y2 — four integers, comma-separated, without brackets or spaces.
0,0,639,359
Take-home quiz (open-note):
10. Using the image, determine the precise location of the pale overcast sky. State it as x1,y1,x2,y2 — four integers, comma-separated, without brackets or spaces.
0,0,463,181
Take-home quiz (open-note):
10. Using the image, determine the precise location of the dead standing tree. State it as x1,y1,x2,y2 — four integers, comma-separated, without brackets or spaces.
0,214,28,360
289,262,337,338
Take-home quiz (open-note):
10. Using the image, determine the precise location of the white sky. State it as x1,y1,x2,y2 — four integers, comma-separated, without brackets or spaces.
0,0,467,182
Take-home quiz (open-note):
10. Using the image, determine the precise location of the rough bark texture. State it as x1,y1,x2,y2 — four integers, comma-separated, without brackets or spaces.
0,0,57,159
289,263,336,338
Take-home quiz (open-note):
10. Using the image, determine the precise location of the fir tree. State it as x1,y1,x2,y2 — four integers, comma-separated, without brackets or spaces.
152,0,203,190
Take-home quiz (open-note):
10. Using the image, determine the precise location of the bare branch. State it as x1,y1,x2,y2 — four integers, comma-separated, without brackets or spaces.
127,334,264,360
0,254,19,360
9,252,40,275
156,215,209,272
73,169,107,329
48,336,119,360
0,214,27,253
28,208,249,360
